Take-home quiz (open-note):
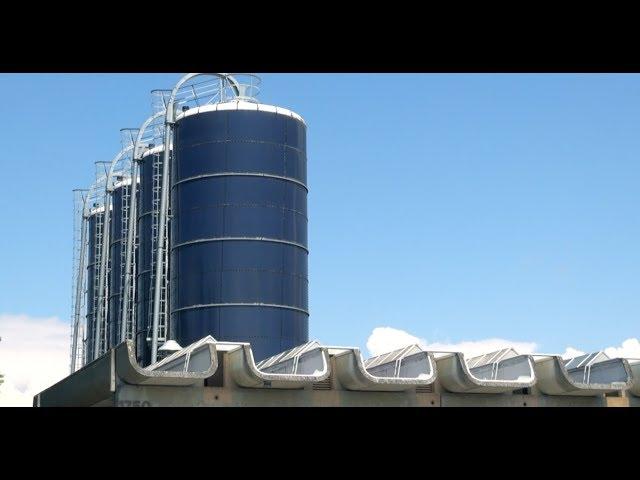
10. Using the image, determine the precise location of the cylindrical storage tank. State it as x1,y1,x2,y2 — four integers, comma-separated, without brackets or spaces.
108,178,135,348
85,206,105,363
171,102,309,361
135,145,167,365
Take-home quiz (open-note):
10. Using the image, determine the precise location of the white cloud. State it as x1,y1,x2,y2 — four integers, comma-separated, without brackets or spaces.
604,338,640,359
366,327,424,356
559,339,640,360
366,327,640,363
561,347,585,359
366,326,537,358
0,313,69,407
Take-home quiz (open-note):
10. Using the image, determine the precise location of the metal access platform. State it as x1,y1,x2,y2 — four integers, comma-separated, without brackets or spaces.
34,338,639,407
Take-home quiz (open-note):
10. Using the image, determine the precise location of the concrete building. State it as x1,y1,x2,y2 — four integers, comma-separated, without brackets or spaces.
34,337,639,407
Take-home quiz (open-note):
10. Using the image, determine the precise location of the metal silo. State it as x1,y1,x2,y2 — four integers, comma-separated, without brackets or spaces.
168,74,309,361
75,161,113,366
85,205,106,362
107,177,136,348
71,162,111,371
136,145,169,365
120,93,171,367
89,136,137,360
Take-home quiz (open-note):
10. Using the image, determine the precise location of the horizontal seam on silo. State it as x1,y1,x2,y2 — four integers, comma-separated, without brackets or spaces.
170,268,309,280
178,139,306,154
175,203,308,218
170,303,309,315
172,172,308,191
171,237,309,253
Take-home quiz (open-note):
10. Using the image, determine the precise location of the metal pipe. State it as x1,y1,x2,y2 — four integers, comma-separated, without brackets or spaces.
71,209,88,372
150,122,172,364
150,73,241,364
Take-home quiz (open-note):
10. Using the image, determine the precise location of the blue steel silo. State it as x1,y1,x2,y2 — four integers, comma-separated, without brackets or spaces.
107,182,124,348
136,145,167,365
85,206,105,362
107,177,136,349
170,102,309,361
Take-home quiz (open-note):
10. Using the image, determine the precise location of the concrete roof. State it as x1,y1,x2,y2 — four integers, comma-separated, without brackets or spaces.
629,360,640,397
435,351,536,394
332,345,436,392
34,337,640,406
532,354,632,396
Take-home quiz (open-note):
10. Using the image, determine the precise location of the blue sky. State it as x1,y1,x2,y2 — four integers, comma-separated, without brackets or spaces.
0,73,639,362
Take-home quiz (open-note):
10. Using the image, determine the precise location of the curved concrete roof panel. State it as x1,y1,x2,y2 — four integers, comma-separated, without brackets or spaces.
332,345,436,392
435,350,536,393
533,353,632,396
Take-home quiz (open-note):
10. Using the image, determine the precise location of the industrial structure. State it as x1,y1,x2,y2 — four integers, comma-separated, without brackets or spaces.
35,337,640,407
38,73,640,407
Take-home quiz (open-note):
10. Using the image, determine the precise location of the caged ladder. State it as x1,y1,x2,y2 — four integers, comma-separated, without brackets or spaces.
147,150,169,352
92,209,109,358
70,189,88,373
119,181,136,342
